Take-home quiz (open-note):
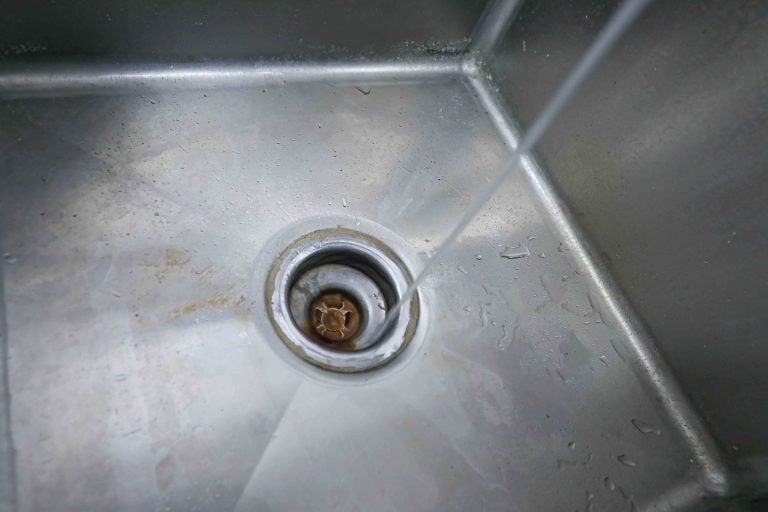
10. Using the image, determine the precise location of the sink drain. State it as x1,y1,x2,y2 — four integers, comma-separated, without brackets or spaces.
309,290,361,343
266,228,419,373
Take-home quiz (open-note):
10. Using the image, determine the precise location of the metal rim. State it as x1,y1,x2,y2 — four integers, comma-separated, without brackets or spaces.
265,228,419,373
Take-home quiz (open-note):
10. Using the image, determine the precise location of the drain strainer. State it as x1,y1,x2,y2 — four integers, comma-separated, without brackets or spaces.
266,228,419,373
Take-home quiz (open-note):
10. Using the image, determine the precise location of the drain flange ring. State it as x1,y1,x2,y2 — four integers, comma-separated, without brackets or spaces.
266,228,419,373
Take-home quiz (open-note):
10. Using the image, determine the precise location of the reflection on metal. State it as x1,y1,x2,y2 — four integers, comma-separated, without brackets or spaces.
0,57,464,100
1,0,763,509
487,0,768,501
266,228,418,373
463,0,741,502
468,0,526,55
466,71,734,497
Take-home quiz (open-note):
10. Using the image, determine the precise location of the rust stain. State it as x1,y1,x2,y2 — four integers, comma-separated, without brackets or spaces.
309,292,361,342
171,291,230,318
192,264,214,276
170,287,252,321
163,248,190,268
296,320,358,352
144,247,193,283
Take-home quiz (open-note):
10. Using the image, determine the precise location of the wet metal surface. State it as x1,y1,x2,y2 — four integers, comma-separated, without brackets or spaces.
489,0,768,497
0,77,701,511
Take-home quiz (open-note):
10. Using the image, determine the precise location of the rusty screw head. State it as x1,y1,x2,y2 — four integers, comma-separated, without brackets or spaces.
309,292,361,342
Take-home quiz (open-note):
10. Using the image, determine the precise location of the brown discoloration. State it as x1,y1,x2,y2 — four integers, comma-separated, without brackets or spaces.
309,292,361,342
169,287,251,320
156,248,191,282
163,248,190,268
192,264,214,276
171,291,230,317
297,318,358,352
143,247,192,283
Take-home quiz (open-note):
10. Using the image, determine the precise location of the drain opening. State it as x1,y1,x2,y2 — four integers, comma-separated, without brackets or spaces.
289,252,393,352
266,228,418,373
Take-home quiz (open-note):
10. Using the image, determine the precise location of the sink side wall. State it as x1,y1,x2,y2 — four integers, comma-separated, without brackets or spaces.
486,0,768,477
0,0,486,61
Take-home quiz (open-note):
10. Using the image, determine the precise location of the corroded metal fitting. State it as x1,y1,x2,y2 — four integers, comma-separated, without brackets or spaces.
310,292,360,341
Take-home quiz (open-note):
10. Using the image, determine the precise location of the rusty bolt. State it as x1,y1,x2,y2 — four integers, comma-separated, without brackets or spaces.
310,292,361,342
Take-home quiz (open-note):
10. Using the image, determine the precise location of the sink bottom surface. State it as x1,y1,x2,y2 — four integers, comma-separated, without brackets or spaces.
1,80,694,511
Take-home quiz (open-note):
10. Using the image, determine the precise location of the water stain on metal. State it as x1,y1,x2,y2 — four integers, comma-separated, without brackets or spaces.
155,454,176,492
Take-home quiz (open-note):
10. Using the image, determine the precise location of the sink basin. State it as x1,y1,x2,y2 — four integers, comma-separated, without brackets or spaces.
1,1,766,511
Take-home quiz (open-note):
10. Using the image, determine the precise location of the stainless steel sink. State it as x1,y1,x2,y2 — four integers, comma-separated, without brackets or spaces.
1,1,766,511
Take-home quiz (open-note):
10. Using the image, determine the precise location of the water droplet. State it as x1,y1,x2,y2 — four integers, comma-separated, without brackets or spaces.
475,254,483,260
604,477,616,491
561,275,569,281
457,265,468,275
631,419,661,436
610,339,626,363
568,441,576,449
478,303,490,329
500,246,529,260
341,198,349,208
618,485,634,504
617,454,637,467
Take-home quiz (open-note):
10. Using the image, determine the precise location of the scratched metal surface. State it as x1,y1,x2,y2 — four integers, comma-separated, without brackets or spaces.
0,81,694,511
